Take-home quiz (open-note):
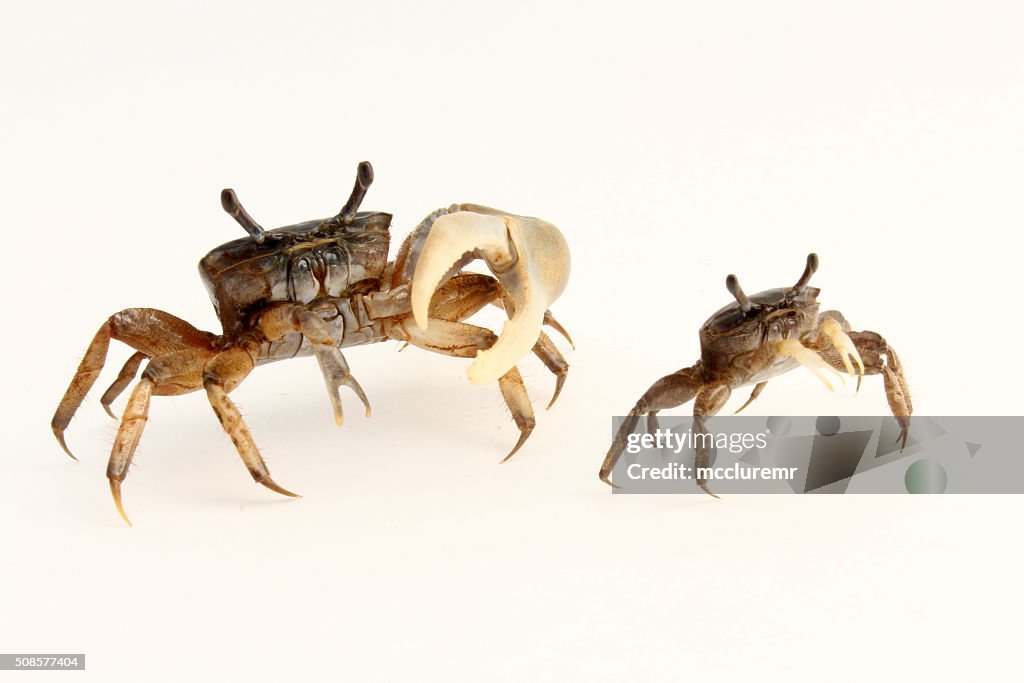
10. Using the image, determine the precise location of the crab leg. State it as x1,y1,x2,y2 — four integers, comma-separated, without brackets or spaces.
543,311,574,349
203,347,301,499
52,308,216,460
100,352,148,418
497,367,535,463
733,381,768,415
777,339,844,391
397,316,537,462
53,321,112,459
600,366,704,487
106,377,155,526
816,329,912,450
106,348,219,524
692,382,733,498
424,271,501,322
532,332,570,409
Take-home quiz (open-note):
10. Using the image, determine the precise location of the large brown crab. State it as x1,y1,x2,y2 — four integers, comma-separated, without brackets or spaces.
52,162,572,524
600,254,911,495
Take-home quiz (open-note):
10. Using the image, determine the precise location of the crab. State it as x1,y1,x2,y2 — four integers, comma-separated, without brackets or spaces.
52,162,572,524
599,253,911,495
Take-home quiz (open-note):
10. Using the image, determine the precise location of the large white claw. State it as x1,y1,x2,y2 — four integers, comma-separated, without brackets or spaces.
411,205,570,386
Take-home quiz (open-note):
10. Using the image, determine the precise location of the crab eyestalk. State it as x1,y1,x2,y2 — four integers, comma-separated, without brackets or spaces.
411,207,570,386
220,189,266,243
340,161,374,220
725,274,753,312
790,253,819,294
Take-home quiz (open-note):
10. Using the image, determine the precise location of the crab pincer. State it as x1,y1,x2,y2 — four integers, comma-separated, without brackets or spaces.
410,205,571,385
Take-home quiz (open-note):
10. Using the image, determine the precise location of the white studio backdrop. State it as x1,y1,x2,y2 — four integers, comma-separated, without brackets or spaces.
1,1,1021,681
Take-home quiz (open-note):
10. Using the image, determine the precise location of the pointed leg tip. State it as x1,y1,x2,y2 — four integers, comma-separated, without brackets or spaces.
259,476,301,498
699,484,721,499
546,377,566,411
500,429,533,463
102,403,118,420
544,315,575,349
896,428,909,452
53,430,78,461
108,479,133,526
733,398,755,415
600,474,622,489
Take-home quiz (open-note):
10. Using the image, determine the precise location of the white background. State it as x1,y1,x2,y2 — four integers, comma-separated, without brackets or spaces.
2,1,1022,680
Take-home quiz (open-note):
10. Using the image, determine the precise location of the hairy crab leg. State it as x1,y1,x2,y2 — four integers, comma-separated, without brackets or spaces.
394,316,536,462
425,272,501,322
497,367,535,463
53,321,112,459
100,352,148,418
107,377,155,526
531,332,570,409
52,308,216,460
203,347,301,500
542,311,574,349
106,348,218,524
600,366,704,488
816,329,913,450
493,287,571,408
692,382,732,498
733,381,768,415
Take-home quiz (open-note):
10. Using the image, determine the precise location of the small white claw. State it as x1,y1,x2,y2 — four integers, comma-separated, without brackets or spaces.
411,206,570,386
821,318,865,384
778,338,843,391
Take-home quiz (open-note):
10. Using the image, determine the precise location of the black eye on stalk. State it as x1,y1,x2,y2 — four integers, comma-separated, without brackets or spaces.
725,274,753,313
340,161,374,220
221,189,266,243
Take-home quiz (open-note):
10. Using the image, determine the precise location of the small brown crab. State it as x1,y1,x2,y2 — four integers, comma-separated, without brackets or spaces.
600,254,911,495
52,162,572,524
